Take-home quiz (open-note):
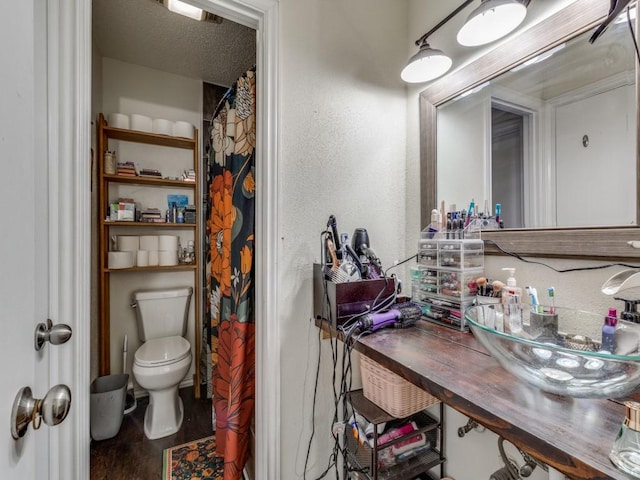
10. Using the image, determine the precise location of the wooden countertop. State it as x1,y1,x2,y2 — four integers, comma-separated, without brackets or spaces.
321,318,637,480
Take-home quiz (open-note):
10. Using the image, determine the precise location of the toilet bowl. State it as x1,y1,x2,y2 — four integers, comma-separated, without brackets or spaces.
130,286,193,439
133,336,191,439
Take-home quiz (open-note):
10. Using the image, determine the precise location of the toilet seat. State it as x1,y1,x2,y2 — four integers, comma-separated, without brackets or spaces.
134,336,191,367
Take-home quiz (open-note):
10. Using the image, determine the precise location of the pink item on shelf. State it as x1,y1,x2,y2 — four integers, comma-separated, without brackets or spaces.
391,432,426,456
377,421,417,446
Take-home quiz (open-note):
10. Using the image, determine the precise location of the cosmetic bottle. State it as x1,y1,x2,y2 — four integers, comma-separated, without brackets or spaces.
501,268,523,333
599,308,618,353
426,209,442,238
610,401,640,477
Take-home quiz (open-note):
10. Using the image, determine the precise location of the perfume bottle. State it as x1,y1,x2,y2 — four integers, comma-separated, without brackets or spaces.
610,401,640,477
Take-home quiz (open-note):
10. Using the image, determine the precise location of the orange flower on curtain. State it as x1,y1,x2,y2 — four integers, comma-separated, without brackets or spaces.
208,170,234,296
208,66,256,480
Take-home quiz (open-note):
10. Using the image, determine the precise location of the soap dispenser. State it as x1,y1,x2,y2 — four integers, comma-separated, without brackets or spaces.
610,401,640,477
615,296,640,323
501,268,522,304
613,296,640,355
501,267,523,333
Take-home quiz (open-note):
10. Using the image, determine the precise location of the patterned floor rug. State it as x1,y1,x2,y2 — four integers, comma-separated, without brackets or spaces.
163,435,224,480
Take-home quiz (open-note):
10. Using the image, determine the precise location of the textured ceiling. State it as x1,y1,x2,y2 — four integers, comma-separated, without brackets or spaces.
493,15,634,100
92,0,256,87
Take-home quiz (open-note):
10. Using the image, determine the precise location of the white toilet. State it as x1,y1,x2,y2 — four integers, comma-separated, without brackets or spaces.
131,286,193,440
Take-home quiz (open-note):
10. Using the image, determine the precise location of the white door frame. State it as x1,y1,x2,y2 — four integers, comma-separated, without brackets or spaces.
47,0,92,478
56,0,280,478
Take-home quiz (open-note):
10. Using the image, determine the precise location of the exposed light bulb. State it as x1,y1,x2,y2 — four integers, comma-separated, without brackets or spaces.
401,44,452,83
457,0,527,47
165,0,204,21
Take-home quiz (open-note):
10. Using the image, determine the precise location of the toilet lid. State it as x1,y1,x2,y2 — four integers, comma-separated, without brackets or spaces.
135,336,191,367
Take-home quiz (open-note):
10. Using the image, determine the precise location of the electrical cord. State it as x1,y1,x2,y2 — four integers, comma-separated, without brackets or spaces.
384,253,419,277
484,239,640,272
306,234,419,479
627,4,640,65
303,240,343,480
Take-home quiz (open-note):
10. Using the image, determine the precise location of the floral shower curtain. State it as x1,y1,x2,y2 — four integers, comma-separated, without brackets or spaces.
206,67,256,480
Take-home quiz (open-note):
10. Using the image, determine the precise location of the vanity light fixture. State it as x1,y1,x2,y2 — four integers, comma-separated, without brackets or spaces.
402,0,529,84
401,0,474,84
457,0,527,47
164,0,205,21
400,42,453,83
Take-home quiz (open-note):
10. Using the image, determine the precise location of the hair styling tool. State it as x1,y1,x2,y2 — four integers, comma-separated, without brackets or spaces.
325,237,351,283
360,302,422,332
351,228,370,257
589,0,632,44
392,302,423,328
327,215,342,257
344,243,366,277
350,228,383,279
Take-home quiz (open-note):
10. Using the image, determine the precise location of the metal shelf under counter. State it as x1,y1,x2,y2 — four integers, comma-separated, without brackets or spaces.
316,317,636,480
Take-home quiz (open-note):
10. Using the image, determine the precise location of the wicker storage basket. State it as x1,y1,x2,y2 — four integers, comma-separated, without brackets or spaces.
360,355,440,418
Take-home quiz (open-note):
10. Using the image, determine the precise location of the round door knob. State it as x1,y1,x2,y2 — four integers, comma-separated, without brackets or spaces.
11,384,72,439
35,319,72,351
40,384,72,427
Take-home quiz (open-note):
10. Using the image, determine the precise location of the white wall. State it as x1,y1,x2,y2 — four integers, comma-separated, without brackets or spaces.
279,0,408,477
437,95,487,211
554,84,636,226
99,58,202,390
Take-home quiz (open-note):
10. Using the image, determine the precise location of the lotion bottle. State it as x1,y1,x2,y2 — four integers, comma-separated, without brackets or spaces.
601,308,618,354
501,267,523,333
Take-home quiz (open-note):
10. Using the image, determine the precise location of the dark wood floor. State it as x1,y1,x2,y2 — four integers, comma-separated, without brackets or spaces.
91,386,213,480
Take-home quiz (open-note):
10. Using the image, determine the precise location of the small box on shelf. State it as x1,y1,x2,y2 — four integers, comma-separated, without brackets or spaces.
110,199,136,222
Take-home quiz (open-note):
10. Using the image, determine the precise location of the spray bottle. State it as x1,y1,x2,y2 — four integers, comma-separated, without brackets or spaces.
501,267,523,333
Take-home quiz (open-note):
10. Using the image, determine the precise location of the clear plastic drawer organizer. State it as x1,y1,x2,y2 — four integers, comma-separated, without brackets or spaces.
412,233,484,331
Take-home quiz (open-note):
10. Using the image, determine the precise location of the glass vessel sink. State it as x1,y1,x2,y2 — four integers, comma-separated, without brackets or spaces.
465,304,640,398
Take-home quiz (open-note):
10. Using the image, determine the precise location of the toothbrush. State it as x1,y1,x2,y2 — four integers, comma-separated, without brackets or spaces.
525,286,539,312
465,199,475,227
547,287,555,314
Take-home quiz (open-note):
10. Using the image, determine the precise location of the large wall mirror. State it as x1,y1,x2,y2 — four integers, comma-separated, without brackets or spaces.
420,0,640,259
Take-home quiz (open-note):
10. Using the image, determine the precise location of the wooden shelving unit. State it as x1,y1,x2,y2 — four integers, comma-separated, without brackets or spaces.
97,113,202,398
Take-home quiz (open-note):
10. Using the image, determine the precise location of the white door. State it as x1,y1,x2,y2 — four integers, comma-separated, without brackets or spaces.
0,0,89,478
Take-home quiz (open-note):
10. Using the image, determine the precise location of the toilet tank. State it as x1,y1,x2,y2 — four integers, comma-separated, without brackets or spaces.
132,287,193,342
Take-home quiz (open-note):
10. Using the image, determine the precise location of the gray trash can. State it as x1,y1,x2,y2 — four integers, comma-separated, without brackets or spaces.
90,373,129,441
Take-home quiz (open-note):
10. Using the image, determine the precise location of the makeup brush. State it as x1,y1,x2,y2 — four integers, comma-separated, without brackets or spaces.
476,277,487,296
492,280,504,298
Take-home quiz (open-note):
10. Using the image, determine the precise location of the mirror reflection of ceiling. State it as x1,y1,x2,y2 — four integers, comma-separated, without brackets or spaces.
92,0,257,86
491,18,635,100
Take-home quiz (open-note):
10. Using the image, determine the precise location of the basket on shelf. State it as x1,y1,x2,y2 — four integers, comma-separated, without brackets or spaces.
360,355,440,418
